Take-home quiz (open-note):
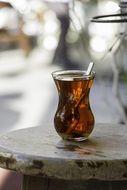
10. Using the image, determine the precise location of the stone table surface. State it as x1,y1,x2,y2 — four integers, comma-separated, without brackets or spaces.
0,124,127,181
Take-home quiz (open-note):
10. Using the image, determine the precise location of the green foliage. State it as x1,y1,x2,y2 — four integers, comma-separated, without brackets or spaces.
120,72,127,84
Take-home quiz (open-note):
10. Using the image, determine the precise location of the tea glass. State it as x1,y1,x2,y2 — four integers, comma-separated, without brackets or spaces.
52,70,95,141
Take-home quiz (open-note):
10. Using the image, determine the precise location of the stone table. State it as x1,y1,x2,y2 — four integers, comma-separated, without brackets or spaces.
0,124,127,190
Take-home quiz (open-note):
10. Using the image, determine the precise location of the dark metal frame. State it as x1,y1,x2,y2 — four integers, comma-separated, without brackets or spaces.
91,13,127,23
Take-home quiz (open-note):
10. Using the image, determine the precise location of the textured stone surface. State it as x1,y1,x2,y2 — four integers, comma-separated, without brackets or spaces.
0,124,127,180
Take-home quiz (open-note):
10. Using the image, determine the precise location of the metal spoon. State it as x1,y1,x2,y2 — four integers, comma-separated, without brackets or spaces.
66,62,94,134
86,62,94,75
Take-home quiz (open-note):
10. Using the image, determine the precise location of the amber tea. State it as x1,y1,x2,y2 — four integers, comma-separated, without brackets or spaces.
52,70,95,141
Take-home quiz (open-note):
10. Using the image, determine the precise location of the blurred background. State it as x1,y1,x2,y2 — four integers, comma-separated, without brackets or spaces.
0,0,127,189
0,0,127,135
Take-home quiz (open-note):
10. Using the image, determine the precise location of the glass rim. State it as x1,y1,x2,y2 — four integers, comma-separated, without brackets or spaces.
52,70,95,80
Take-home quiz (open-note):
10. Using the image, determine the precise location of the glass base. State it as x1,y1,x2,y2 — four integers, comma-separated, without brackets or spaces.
63,136,88,142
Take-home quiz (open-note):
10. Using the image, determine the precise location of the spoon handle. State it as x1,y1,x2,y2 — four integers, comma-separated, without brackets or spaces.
86,62,94,75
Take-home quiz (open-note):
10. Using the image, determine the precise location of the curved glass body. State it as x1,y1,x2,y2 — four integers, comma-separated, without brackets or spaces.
52,70,95,141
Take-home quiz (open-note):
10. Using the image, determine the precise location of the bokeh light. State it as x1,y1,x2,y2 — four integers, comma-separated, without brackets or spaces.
90,36,107,52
